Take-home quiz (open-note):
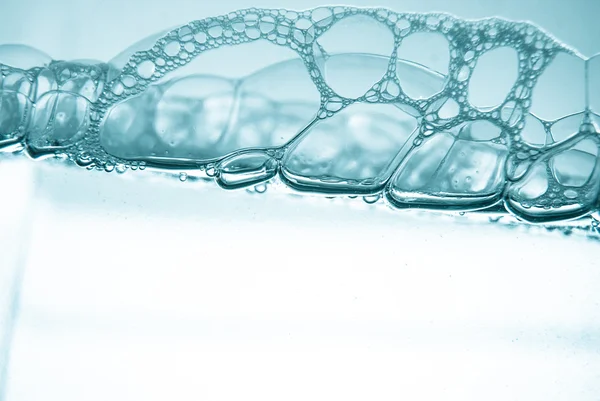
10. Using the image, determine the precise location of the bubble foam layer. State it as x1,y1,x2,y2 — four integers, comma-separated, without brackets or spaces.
1,6,599,231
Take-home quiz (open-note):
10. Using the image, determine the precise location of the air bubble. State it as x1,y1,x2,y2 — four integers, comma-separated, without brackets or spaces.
380,79,401,99
164,41,181,57
363,194,381,204
246,27,261,40
259,16,276,34
184,42,196,53
217,152,277,190
111,82,124,96
500,101,523,127
311,7,333,27
325,97,344,112
457,65,470,82
293,18,315,44
244,13,260,26
121,75,137,88
438,98,459,119
178,26,194,42
395,19,410,35
564,189,578,199
254,183,267,193
208,24,223,38
469,47,519,109
136,60,156,79
194,31,208,44
426,16,440,29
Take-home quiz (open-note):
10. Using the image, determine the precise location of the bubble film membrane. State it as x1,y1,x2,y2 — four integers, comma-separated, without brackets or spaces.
1,6,599,233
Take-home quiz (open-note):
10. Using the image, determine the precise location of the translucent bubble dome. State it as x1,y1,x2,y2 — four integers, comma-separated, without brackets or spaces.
1,6,599,231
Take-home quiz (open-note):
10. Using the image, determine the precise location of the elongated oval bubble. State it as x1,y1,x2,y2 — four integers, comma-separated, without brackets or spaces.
0,6,599,234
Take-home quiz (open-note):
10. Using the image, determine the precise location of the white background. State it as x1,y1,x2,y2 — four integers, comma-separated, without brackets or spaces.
1,0,600,400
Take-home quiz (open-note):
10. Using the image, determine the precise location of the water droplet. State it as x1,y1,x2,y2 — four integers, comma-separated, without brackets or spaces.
363,194,381,204
206,166,216,177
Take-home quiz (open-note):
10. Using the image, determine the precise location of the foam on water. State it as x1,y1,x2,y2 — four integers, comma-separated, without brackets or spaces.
1,6,599,231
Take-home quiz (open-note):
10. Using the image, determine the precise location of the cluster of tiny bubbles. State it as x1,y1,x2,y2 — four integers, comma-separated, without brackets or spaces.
2,6,600,232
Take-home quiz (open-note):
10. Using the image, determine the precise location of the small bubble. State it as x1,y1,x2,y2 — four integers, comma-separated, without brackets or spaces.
136,60,156,79
363,194,381,204
208,24,223,38
426,16,440,29
184,42,196,53
457,65,470,82
178,26,194,41
395,19,411,35
179,172,188,182
194,31,208,44
164,41,181,57
111,82,124,95
116,164,127,174
246,27,261,40
75,154,94,167
206,166,216,177
254,183,267,193
121,74,137,88
259,16,276,34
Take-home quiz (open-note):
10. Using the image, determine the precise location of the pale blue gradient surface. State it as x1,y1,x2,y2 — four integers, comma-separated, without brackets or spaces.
0,1,599,400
